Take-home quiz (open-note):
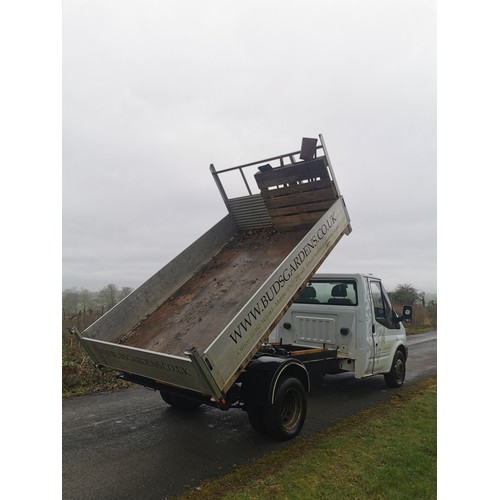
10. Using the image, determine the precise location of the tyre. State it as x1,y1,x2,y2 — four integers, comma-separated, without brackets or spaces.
160,391,201,410
160,391,173,405
246,405,267,435
263,377,307,441
384,350,406,388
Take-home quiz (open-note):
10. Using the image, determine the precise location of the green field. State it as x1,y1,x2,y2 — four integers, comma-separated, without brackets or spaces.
178,378,437,500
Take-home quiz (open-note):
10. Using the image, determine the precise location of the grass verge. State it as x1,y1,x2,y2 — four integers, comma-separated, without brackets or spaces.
178,378,437,500
62,317,132,398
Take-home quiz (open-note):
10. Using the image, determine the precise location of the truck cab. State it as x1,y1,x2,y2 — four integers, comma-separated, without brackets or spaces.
269,273,411,384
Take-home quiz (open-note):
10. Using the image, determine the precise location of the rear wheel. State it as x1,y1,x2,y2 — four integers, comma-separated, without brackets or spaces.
246,405,267,434
263,377,307,441
160,391,173,405
160,391,201,410
384,351,406,388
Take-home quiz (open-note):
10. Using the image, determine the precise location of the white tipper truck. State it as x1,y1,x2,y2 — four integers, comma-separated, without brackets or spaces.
72,135,412,440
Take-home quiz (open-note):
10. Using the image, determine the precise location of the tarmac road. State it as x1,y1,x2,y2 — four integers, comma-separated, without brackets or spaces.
62,331,437,500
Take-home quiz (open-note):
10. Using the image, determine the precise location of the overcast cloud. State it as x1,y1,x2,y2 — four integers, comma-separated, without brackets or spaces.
62,0,436,294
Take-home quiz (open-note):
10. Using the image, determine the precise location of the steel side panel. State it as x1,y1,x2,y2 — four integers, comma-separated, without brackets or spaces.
82,215,238,343
80,338,213,395
204,197,350,392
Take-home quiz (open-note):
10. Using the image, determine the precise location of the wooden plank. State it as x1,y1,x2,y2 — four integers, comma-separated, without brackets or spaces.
254,159,340,232
261,178,333,199
255,167,327,189
290,348,328,357
254,159,329,190
263,187,337,210
268,200,334,218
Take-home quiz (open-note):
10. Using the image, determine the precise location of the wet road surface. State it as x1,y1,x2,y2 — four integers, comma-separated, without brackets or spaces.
62,331,437,499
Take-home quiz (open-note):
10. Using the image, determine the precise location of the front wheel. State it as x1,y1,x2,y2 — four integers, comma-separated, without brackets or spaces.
263,377,307,441
384,350,406,388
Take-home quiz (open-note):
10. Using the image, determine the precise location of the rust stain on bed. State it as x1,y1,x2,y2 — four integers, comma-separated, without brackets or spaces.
123,228,307,356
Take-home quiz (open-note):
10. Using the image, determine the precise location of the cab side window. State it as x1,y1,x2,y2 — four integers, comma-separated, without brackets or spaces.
370,281,399,329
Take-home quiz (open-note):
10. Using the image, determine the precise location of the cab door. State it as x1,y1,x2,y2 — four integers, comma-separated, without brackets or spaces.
368,280,401,374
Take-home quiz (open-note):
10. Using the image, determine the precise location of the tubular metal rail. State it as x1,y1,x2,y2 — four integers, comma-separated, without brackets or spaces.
210,134,343,231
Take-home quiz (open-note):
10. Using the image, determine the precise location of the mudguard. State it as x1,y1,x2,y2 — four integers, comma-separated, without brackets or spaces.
240,355,310,406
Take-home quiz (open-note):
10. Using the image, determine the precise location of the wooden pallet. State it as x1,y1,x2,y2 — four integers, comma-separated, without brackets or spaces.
254,158,338,231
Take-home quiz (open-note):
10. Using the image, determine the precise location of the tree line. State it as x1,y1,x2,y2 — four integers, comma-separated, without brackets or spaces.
62,284,135,318
63,282,435,320
388,283,436,308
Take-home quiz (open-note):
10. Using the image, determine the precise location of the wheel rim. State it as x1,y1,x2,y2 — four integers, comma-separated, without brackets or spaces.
394,358,405,383
280,390,302,431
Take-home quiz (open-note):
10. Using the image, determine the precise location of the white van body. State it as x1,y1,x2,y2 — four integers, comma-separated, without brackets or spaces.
269,273,408,380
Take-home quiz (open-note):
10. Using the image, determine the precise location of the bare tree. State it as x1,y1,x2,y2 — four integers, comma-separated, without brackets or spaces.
62,285,135,317
99,284,119,311
119,286,134,301
62,288,79,318
79,288,91,316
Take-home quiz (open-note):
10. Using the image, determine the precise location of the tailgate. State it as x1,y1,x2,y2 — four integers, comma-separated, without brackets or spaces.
77,336,221,397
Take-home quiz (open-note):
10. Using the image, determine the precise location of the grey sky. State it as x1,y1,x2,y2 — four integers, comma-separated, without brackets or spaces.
63,0,436,293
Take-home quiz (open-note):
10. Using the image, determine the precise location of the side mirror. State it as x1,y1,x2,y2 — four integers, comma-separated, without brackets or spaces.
397,305,413,323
